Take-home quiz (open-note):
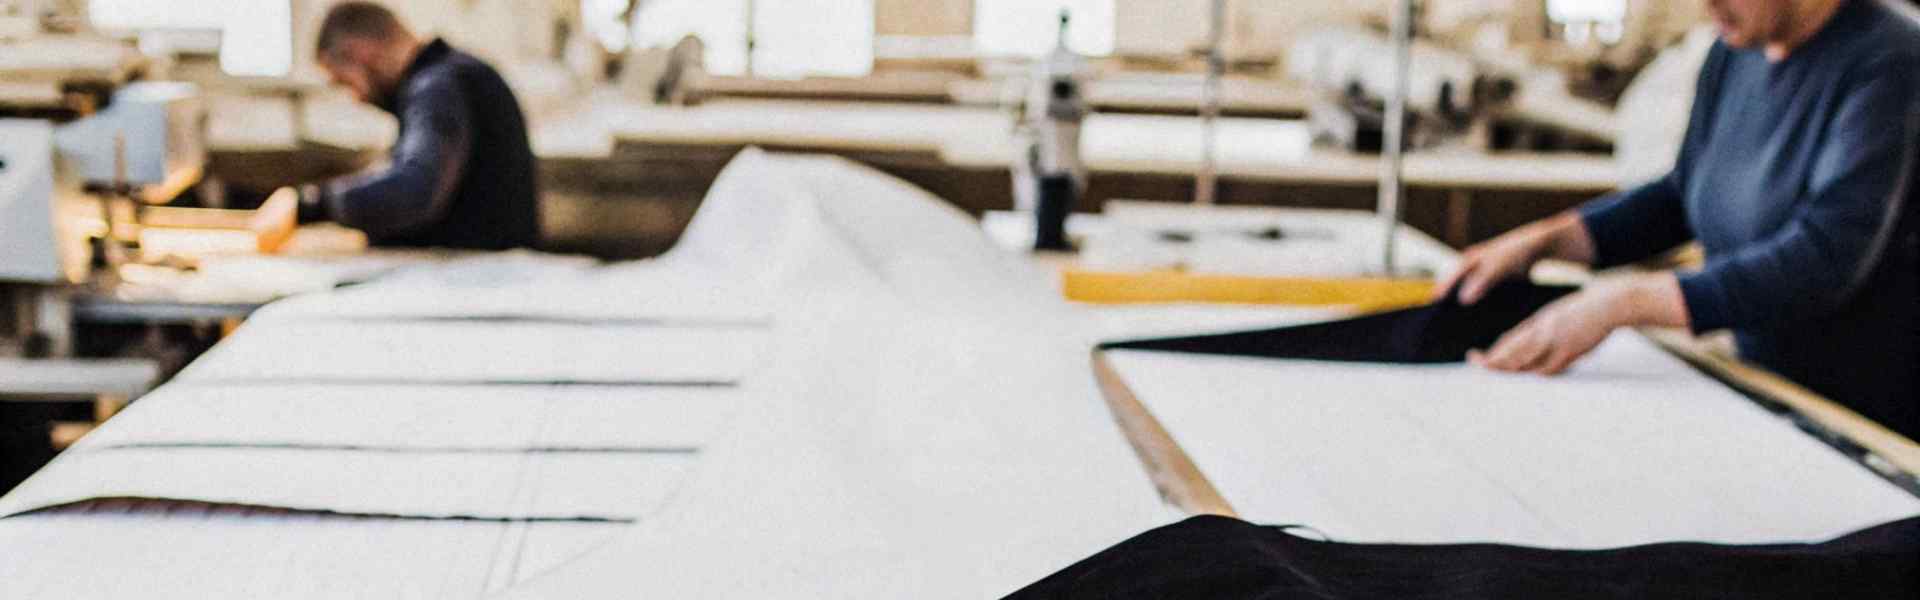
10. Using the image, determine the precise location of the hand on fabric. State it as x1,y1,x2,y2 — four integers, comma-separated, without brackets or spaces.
1470,274,1688,376
1436,212,1598,305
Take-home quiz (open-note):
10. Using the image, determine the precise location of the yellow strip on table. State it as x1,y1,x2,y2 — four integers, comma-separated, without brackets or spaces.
1063,269,1435,312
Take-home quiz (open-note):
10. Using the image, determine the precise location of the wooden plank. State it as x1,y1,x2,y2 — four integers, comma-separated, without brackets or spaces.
596,99,1620,192
0,36,146,84
1643,327,1920,480
1091,349,1236,517
1446,189,1474,247
93,394,129,422
687,73,959,104
50,422,93,451
0,358,157,398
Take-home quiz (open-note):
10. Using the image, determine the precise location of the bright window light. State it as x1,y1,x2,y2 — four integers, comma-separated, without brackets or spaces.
752,0,872,78
632,0,749,75
974,0,1114,57
583,0,633,54
632,0,872,78
1546,0,1627,23
88,0,291,77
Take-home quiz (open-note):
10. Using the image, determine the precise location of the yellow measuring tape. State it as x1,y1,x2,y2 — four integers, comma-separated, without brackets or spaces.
1063,269,1437,313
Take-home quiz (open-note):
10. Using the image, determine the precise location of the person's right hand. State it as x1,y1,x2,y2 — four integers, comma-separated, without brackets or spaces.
248,187,301,254
1434,213,1593,306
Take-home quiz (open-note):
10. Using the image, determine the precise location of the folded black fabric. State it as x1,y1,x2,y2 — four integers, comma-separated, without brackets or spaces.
1006,514,1920,600
1098,281,1573,364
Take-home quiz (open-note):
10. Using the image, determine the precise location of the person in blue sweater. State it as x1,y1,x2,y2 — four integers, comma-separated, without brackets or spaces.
1442,0,1920,438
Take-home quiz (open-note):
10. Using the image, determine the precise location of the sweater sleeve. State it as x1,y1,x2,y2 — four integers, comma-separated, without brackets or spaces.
1576,45,1724,269
1577,173,1693,269
316,74,474,238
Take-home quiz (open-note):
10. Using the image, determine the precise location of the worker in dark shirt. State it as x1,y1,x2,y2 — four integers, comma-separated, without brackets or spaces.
256,1,539,250
1442,0,1920,438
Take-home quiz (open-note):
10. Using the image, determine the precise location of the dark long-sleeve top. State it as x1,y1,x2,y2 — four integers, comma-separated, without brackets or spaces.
312,39,540,250
1578,0,1920,438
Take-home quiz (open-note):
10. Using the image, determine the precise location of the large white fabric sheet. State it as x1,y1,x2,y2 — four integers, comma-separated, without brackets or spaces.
496,150,1178,599
0,148,1174,598
176,320,767,386
0,448,691,521
0,500,622,598
75,384,736,452
1110,332,1920,548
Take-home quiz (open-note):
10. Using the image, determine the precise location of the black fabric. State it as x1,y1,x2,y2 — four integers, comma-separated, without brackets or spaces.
1099,281,1573,364
1007,515,1920,599
0,403,58,495
1034,174,1075,251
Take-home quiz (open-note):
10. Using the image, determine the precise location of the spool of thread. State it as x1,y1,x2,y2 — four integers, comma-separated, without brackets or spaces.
1034,174,1075,251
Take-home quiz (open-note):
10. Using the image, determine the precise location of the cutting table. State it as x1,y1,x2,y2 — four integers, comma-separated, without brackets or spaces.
0,150,1178,598
1,149,1913,598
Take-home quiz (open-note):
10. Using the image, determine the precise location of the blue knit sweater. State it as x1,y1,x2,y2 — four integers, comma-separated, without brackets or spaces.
1579,0,1920,437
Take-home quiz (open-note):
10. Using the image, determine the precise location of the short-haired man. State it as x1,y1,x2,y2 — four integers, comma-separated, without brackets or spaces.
260,1,540,250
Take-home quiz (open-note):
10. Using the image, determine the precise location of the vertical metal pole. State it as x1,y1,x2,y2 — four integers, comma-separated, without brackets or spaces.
1377,0,1414,275
99,133,128,269
1195,0,1225,207
30,285,74,358
743,0,757,77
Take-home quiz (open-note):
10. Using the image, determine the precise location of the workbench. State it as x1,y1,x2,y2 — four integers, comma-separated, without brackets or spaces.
685,71,1316,119
2,149,1914,597
585,99,1619,191
536,97,1618,257
1011,205,1920,539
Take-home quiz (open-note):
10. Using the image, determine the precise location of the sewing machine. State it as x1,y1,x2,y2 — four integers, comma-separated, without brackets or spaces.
1010,11,1089,252
0,119,95,287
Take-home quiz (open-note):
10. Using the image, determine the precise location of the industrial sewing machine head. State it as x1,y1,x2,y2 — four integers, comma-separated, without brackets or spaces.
1012,10,1090,252
0,8,206,359
0,120,95,286
1285,0,1691,155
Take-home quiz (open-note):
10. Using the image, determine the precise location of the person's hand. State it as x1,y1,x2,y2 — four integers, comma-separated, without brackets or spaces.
1434,213,1597,305
248,187,301,254
1469,274,1686,376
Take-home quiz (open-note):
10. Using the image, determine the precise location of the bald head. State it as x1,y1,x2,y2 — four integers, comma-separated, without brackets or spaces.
315,2,421,105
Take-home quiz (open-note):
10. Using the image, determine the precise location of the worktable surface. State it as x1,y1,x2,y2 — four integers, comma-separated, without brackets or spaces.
6,155,1907,598
539,97,1622,192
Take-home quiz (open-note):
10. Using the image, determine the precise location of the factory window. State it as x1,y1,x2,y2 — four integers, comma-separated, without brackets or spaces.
629,0,873,78
583,0,634,54
1546,0,1628,45
87,0,292,77
973,0,1114,57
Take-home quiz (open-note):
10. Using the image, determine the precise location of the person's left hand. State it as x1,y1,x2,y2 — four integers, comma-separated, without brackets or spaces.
1470,274,1688,376
1469,284,1629,376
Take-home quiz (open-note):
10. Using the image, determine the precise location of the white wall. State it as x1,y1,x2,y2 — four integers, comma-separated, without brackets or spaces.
973,0,1113,56
90,0,294,76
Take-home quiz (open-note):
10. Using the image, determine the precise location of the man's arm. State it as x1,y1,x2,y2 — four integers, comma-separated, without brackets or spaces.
1480,60,1917,375
1435,210,1597,305
1676,65,1917,333
1440,46,1725,305
1574,171,1694,269
1570,45,1727,269
306,76,473,238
